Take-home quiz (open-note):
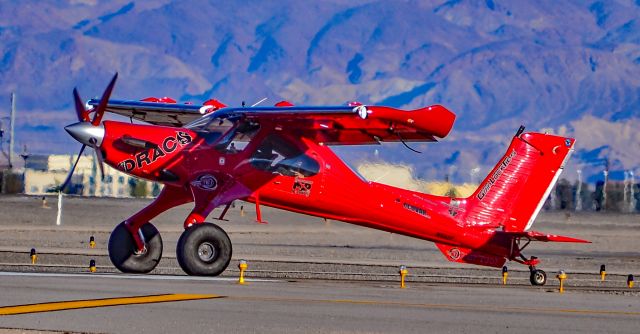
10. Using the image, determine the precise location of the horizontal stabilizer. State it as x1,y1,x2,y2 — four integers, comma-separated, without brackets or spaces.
500,231,591,243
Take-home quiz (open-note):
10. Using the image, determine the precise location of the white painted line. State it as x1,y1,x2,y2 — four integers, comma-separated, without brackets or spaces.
0,271,281,283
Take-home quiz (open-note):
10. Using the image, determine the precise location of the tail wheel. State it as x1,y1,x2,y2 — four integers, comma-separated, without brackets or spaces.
530,269,547,286
108,222,163,273
177,223,232,276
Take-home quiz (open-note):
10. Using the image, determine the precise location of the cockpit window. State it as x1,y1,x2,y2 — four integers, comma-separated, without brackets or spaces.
215,121,260,153
251,135,320,177
186,117,235,144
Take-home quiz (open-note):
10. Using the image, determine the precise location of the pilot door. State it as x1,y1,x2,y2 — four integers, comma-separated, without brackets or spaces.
248,133,325,205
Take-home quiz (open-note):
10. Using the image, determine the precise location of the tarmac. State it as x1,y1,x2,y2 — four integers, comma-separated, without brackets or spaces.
0,194,639,333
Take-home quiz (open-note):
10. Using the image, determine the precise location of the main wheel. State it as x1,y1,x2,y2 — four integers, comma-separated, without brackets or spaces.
530,269,547,286
176,223,232,276
108,222,163,273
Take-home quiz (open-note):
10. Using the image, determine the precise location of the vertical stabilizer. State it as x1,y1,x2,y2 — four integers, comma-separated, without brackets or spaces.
460,131,574,232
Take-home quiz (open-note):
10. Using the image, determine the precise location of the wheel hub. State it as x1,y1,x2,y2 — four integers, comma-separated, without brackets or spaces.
133,246,148,256
197,242,216,262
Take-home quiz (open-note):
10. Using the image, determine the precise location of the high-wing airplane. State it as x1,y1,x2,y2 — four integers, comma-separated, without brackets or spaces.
63,74,589,285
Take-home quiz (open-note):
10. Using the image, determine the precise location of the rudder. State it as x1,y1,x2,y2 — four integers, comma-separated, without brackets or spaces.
459,128,575,232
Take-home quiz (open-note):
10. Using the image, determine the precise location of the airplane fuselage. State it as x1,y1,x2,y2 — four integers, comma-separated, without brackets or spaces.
99,120,510,262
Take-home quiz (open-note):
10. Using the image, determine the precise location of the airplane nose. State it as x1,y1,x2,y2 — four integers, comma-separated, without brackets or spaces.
65,122,105,147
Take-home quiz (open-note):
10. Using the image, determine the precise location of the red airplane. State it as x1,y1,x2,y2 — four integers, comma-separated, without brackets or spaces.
63,74,589,286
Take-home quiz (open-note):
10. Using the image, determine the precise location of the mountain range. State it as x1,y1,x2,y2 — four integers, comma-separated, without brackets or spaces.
0,0,639,183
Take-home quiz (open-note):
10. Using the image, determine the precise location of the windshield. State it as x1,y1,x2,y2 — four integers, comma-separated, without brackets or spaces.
186,116,235,144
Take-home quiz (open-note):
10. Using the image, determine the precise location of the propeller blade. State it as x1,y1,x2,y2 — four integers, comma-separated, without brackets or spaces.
73,88,90,122
59,144,86,192
91,72,119,126
89,138,105,180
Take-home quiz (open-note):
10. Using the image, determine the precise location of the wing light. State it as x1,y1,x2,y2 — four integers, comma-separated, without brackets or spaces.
354,105,369,119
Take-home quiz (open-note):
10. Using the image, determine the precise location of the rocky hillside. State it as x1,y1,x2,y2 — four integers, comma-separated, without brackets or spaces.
0,0,639,182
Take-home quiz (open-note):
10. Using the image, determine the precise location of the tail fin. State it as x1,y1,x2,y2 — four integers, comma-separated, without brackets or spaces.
459,129,574,232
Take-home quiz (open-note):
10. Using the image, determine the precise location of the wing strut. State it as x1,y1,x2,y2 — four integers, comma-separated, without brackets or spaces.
255,194,267,224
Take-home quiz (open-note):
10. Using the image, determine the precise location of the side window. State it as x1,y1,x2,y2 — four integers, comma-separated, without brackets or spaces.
216,122,260,154
250,135,320,177
187,117,235,145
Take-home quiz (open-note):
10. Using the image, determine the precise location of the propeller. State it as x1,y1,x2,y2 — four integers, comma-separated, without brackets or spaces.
60,73,118,192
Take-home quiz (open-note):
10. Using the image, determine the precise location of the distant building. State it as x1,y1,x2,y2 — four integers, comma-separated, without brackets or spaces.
24,154,154,197
24,154,49,171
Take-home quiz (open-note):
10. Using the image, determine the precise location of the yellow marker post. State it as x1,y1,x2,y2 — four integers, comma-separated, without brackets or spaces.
30,248,37,265
89,259,96,273
238,260,248,284
89,235,96,249
628,274,634,288
556,270,567,293
399,265,408,289
600,264,606,282
502,266,508,285
240,205,245,217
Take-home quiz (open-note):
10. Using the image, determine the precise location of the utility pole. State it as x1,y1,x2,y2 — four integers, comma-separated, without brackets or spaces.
575,169,583,211
0,120,7,164
629,171,636,213
624,171,629,212
603,159,609,212
9,92,15,169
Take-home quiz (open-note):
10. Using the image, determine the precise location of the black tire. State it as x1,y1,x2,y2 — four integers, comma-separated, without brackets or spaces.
176,223,232,276
530,269,547,286
108,222,163,274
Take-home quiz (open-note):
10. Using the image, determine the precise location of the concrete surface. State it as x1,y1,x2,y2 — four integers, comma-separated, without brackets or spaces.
1,272,639,334
0,195,639,333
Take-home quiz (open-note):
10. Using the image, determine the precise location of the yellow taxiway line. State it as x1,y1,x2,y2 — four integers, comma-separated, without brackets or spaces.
2,293,637,317
0,294,221,316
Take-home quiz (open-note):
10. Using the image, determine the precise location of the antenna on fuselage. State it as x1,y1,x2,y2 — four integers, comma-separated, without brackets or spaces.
251,97,267,107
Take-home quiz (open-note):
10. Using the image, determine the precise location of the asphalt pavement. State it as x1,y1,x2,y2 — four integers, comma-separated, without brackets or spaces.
1,272,639,334
0,195,639,333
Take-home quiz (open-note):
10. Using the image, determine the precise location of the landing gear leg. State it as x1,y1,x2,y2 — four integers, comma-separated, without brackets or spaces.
108,222,162,273
511,239,547,286
175,178,237,276
108,185,192,273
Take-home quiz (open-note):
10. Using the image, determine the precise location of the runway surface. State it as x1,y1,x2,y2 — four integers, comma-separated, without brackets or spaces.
1,272,639,333
1,195,639,333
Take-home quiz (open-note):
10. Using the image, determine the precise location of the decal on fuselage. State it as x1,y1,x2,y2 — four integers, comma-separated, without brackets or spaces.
403,202,430,218
476,150,516,200
448,248,462,260
191,174,218,191
118,131,193,172
463,252,504,267
292,178,313,197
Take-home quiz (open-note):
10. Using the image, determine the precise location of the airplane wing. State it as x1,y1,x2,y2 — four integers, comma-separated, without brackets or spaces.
216,104,456,145
90,99,456,144
88,99,204,127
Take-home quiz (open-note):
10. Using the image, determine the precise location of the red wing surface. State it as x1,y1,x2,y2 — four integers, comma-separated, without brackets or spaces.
92,99,456,145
